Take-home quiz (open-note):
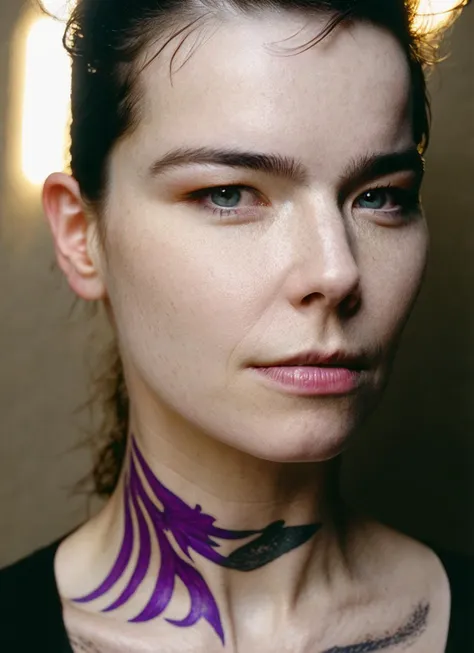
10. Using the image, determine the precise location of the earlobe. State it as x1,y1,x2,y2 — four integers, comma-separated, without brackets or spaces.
42,173,107,301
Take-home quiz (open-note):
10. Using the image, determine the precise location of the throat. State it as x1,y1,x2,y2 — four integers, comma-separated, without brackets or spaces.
72,435,323,645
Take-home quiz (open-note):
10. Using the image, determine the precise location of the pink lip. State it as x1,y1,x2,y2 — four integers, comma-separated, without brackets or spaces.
252,366,362,396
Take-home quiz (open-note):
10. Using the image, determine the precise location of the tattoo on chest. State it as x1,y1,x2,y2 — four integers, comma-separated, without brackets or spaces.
74,436,321,644
68,633,102,653
321,602,430,653
67,604,430,653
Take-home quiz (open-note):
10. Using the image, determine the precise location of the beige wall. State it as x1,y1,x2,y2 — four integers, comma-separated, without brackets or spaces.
0,3,473,566
0,1,102,565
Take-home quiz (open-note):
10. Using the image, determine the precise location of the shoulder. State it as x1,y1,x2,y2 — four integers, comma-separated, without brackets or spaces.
345,519,451,649
349,518,451,594
0,540,71,651
354,519,474,652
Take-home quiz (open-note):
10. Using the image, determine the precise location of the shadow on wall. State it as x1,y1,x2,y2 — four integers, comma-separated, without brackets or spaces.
0,3,473,566
342,8,474,555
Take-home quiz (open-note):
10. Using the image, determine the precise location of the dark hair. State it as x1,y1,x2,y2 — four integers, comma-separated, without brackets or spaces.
41,0,468,496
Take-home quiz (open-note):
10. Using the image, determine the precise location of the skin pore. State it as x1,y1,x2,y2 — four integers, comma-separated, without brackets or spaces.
44,8,450,653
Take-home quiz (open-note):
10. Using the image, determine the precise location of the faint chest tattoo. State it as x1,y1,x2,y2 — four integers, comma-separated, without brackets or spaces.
74,436,321,645
321,602,430,653
67,603,430,653
68,633,102,653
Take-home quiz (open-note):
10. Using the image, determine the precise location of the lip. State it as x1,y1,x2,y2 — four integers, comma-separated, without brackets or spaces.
251,351,367,396
254,350,368,369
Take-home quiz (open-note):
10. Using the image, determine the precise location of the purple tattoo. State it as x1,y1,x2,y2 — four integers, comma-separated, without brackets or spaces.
75,437,321,643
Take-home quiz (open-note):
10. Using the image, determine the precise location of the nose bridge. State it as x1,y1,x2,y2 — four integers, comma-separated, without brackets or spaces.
291,197,360,306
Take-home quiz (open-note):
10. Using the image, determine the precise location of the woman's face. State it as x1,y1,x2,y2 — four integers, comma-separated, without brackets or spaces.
99,11,428,462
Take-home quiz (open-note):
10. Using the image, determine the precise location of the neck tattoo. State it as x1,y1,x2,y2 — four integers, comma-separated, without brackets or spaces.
74,437,322,644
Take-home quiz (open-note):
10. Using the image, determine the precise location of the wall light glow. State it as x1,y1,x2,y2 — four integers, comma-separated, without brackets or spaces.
415,0,469,33
21,16,71,186
16,0,467,188
41,0,73,21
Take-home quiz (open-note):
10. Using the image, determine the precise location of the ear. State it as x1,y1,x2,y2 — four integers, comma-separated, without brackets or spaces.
42,173,106,301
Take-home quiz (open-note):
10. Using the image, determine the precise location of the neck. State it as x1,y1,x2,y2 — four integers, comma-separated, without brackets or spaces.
74,415,351,645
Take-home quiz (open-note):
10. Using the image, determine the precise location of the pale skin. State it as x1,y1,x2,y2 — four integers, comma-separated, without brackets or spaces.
44,9,450,653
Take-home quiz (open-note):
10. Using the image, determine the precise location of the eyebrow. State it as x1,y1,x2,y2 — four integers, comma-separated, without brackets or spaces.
149,146,307,182
148,146,424,190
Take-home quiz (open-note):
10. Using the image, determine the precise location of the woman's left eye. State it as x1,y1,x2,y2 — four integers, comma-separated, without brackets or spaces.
354,187,420,216
187,185,265,216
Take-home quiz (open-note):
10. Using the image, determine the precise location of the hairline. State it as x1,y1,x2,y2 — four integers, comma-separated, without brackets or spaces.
93,4,420,239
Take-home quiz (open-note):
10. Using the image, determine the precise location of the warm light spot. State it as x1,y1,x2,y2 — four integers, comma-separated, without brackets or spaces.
414,0,469,33
15,0,468,188
21,16,71,186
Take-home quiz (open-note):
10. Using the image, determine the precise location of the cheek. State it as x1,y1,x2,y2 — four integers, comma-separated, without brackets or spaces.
360,224,429,337
102,213,267,375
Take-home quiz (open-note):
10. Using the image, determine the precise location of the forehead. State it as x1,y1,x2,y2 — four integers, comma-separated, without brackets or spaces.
130,12,413,172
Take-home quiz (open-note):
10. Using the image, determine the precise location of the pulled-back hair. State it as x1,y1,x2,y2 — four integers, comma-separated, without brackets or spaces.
40,0,467,496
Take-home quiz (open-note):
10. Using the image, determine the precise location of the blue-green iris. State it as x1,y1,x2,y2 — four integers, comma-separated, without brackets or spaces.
210,187,242,208
358,190,387,210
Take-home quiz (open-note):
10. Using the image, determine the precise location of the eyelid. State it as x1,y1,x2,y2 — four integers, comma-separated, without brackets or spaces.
355,183,420,203
185,184,270,212
342,172,421,204
352,186,421,224
187,184,263,198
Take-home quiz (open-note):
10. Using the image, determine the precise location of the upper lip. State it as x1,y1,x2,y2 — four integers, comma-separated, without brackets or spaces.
253,351,369,370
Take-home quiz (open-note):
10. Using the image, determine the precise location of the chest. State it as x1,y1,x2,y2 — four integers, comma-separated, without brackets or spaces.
64,598,450,653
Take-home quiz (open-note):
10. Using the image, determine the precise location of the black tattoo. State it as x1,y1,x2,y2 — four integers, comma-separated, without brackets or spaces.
321,602,430,653
220,520,320,571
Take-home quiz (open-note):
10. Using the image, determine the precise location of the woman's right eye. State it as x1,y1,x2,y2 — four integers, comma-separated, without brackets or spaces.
187,185,267,218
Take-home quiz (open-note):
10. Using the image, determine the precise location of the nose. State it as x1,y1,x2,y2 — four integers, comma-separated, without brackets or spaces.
286,201,361,315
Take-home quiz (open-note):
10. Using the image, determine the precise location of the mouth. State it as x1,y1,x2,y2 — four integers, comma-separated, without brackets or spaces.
253,350,369,371
250,350,369,396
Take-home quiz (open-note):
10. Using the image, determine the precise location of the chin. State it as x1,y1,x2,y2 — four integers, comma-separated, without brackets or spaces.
219,412,359,464
252,437,349,465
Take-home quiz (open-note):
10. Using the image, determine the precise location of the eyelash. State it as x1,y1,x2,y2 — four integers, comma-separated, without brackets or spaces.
354,184,421,217
186,183,420,220
186,185,266,219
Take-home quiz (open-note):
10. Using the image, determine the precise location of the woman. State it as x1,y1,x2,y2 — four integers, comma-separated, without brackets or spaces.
1,0,472,651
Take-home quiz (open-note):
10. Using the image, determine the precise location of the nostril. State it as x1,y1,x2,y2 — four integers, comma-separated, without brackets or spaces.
339,291,361,318
301,291,324,306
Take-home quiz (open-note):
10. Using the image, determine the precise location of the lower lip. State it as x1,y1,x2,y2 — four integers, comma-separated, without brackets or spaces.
252,366,361,396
